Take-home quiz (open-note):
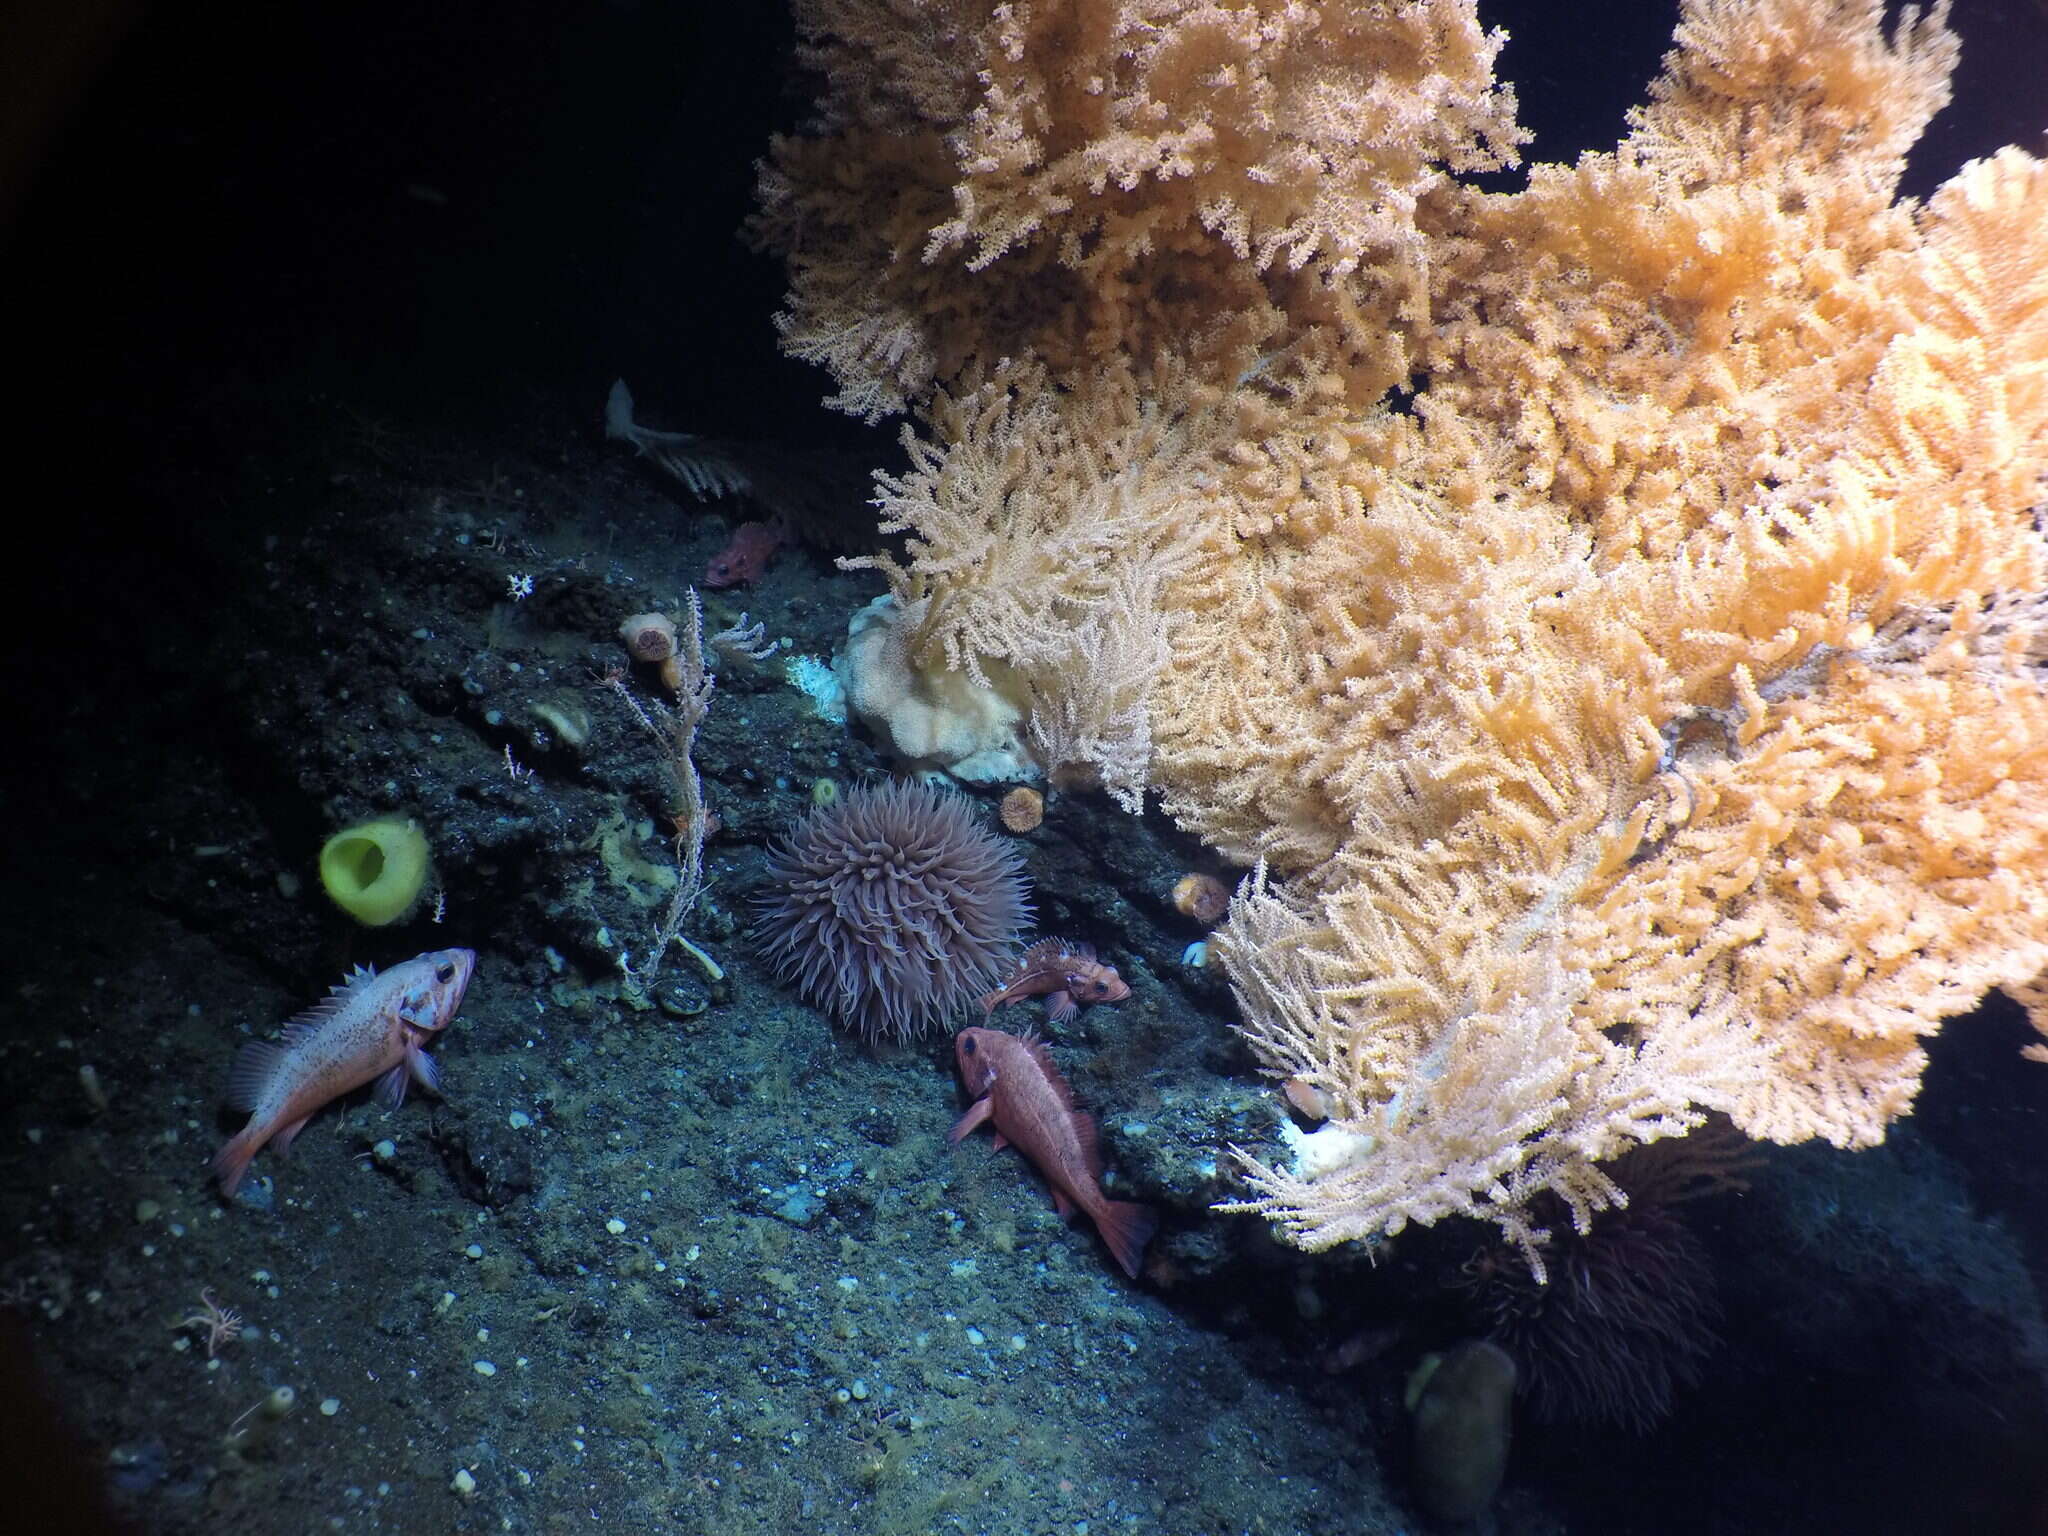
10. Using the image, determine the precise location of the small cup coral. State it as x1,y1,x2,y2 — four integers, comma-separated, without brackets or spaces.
754,779,1032,1042
618,611,677,662
998,785,1043,833
1172,872,1231,926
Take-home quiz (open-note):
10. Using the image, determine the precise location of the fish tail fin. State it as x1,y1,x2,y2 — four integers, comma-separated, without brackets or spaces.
210,1125,263,1197
1095,1199,1158,1281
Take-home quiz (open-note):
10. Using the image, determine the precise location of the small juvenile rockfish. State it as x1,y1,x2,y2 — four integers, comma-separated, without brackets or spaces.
212,948,475,1196
949,1025,1157,1279
977,939,1130,1022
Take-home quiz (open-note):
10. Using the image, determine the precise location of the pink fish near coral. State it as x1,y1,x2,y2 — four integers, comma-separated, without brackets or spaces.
977,938,1130,1022
211,948,475,1196
703,517,787,587
949,1025,1157,1279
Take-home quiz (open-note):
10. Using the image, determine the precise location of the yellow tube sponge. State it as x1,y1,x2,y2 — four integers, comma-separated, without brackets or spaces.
317,819,431,927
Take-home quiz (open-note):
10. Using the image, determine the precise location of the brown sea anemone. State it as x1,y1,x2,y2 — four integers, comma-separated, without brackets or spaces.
754,779,1031,1042
1457,1129,1752,1431
1462,1198,1720,1433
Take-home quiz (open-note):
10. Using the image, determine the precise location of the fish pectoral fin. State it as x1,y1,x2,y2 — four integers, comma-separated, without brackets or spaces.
990,1133,1009,1153
1048,992,1077,1022
946,1097,994,1146
408,1044,444,1098
373,1062,410,1112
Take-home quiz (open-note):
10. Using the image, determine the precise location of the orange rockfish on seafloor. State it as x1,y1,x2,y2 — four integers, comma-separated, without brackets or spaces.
211,948,475,1196
948,1025,1157,1279
976,939,1131,1023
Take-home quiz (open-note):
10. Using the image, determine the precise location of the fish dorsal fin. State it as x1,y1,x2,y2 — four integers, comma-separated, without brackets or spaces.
280,966,379,1050
278,998,344,1050
330,963,378,994
1017,1034,1075,1110
223,1039,286,1112
1021,938,1094,966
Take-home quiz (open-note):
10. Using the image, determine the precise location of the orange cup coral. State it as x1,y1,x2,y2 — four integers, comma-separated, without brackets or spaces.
1172,872,1230,926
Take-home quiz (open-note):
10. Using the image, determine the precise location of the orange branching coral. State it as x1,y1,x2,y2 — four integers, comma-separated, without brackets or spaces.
752,0,1523,418
754,0,2048,1272
840,357,1239,806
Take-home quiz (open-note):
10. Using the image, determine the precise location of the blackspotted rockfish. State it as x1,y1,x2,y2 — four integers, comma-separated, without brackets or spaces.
949,1025,1157,1279
976,939,1130,1022
212,948,475,1196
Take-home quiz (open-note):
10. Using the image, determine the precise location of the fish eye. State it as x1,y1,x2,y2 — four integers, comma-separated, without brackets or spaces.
961,1036,977,1055
435,963,455,983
